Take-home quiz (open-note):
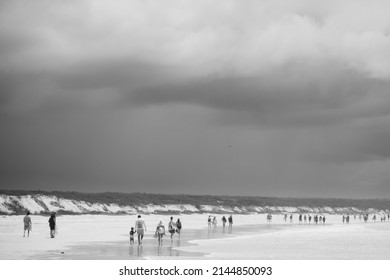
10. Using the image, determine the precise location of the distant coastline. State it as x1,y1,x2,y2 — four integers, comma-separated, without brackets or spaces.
1,190,389,216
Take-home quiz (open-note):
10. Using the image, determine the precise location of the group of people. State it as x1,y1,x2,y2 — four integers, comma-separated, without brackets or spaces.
23,210,389,246
208,215,233,229
130,215,182,246
345,214,390,223
22,211,57,238
282,213,326,224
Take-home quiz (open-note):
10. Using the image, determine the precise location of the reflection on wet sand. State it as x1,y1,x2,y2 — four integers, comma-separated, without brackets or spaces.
34,223,283,260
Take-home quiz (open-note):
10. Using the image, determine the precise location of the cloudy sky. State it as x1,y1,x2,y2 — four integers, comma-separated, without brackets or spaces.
1,0,390,198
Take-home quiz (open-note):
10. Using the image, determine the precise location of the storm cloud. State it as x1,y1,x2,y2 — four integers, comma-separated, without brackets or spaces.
1,0,390,198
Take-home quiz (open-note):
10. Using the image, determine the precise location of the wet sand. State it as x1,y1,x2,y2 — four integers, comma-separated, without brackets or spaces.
30,223,289,259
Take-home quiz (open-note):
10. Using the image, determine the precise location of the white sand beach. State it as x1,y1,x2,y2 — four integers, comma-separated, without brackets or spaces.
1,214,389,259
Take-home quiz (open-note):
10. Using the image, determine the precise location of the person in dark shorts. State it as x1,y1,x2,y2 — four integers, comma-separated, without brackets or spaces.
228,215,233,228
168,216,176,240
222,216,227,227
129,227,136,244
176,218,182,235
48,212,56,238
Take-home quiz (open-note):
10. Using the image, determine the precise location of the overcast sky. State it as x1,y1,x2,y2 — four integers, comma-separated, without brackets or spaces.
1,0,390,198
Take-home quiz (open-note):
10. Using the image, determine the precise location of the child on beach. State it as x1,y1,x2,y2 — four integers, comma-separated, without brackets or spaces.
129,227,136,244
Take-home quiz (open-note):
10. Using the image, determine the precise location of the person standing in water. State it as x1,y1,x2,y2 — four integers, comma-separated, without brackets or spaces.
176,218,182,235
208,215,212,229
168,216,176,240
23,211,32,237
228,215,233,228
48,212,56,238
135,215,147,245
213,216,217,227
155,220,165,246
129,227,136,245
222,216,227,227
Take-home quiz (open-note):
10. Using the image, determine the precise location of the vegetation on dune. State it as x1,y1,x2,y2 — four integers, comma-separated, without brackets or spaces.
1,189,390,212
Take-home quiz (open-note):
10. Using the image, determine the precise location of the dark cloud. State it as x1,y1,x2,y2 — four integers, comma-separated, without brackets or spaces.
1,0,390,198
129,63,390,127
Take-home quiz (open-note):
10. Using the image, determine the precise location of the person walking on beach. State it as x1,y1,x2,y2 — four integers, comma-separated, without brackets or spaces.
304,215,307,223
176,218,182,235
222,216,227,227
129,227,136,245
284,214,287,222
298,214,302,223
135,215,147,245
289,214,293,223
48,212,56,238
208,215,212,229
228,215,233,228
155,220,165,246
323,216,326,224
168,217,176,240
23,211,32,237
308,215,312,223
213,216,217,227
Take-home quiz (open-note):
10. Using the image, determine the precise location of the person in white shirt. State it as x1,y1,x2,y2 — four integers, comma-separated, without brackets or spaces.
135,215,146,245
